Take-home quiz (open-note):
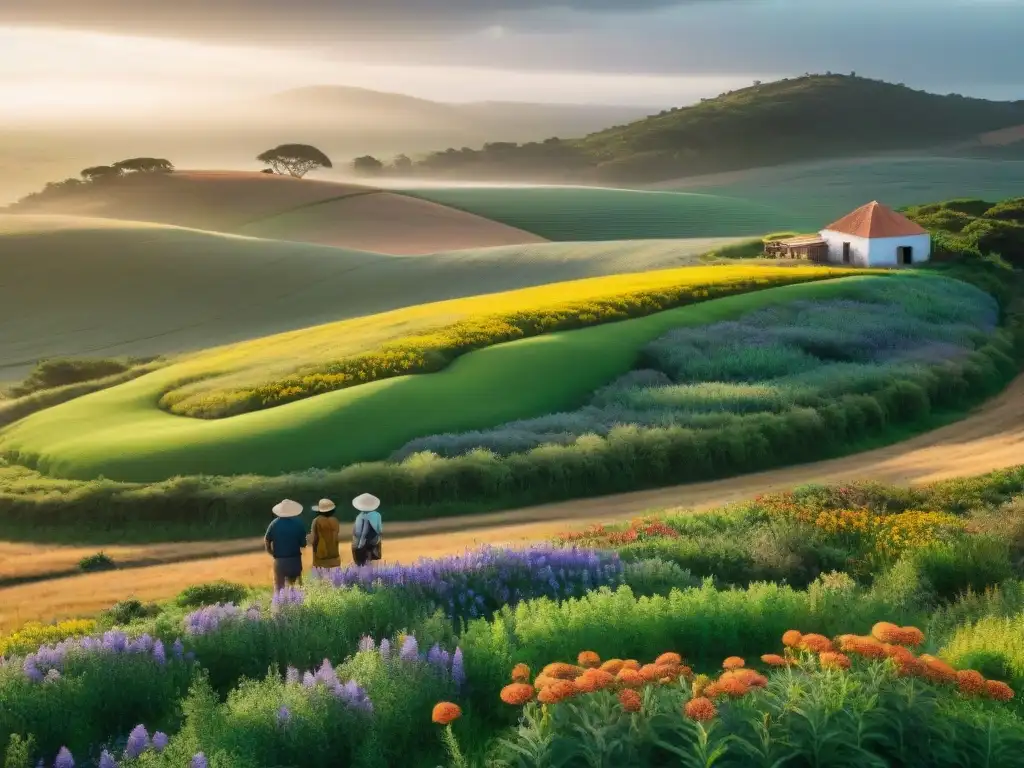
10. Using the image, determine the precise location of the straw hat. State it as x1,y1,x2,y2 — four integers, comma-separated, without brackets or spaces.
352,493,380,512
272,499,303,518
312,498,336,513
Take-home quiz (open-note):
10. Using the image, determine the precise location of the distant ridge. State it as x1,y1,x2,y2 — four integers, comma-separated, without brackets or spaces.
395,74,1024,184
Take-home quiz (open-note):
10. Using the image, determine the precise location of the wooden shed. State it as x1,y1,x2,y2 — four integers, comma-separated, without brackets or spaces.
763,234,829,262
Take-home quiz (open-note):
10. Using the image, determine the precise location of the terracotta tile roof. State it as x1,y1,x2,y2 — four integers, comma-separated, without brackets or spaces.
823,201,928,238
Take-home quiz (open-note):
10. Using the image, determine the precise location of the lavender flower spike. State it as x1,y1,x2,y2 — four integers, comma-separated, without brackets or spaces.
98,750,118,768
152,731,170,752
54,748,75,768
190,754,209,768
124,724,150,760
452,648,466,689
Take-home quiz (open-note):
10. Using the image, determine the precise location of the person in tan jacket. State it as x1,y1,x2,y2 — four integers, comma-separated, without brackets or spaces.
310,498,342,570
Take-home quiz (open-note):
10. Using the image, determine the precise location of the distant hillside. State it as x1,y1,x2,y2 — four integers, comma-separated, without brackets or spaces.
253,86,653,141
395,75,1024,183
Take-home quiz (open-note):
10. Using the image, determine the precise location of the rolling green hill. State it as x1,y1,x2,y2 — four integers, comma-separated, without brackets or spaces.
396,186,802,239
399,74,1024,184
657,156,1024,225
0,214,747,381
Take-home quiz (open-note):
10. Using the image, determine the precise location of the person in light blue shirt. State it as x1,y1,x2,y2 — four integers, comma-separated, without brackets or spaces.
351,493,383,566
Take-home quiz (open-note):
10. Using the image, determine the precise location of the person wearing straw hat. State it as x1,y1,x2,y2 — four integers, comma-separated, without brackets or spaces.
310,498,342,570
351,493,383,567
264,499,307,590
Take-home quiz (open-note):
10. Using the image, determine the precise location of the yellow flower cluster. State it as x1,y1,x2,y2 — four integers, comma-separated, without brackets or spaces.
0,619,96,657
163,268,848,418
767,502,963,562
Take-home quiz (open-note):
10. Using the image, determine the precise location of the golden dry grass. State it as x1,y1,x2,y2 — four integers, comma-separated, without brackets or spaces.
2,372,1022,632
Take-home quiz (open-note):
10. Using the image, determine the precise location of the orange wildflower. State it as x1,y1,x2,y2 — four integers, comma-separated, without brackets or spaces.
871,622,902,643
621,660,641,671
616,668,644,688
618,688,642,713
538,680,577,704
542,663,584,680
511,663,531,683
574,669,616,693
678,665,694,681
715,675,750,698
839,636,887,660
722,656,745,670
684,697,718,722
782,630,803,648
533,674,558,690
799,634,834,654
898,626,925,647
984,680,1015,702
732,669,768,688
656,652,683,666
577,651,601,669
819,652,852,670
500,683,535,706
639,664,662,682
432,702,462,725
761,654,790,667
955,670,986,696
600,659,625,676
919,655,957,685
702,682,722,699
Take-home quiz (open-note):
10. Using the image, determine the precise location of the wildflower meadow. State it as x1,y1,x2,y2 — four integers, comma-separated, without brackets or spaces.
2,465,1024,766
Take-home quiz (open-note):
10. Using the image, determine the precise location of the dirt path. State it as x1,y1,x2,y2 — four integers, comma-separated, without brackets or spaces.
2,374,1022,632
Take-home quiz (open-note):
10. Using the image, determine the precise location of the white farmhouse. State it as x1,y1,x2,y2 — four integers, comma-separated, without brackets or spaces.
818,201,931,267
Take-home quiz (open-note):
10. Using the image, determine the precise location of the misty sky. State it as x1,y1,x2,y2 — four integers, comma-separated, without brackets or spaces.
2,0,1023,117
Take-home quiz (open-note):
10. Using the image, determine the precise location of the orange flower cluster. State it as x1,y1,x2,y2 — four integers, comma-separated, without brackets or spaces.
775,626,1015,703
683,696,717,722
431,702,462,725
505,650,692,711
722,656,745,670
556,517,681,547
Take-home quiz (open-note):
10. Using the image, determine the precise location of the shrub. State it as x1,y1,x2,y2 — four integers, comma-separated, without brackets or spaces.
621,558,700,597
8,358,134,397
105,599,162,625
941,613,1024,690
913,537,1016,601
175,582,250,609
78,552,116,572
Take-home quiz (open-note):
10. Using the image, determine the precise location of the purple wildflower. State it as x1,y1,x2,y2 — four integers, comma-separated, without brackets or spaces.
277,705,291,724
54,747,74,768
152,640,166,666
124,725,149,759
172,639,185,660
271,587,305,611
190,753,208,768
358,635,376,653
379,638,391,660
152,732,169,752
285,666,300,685
97,750,118,768
399,635,419,662
452,648,465,689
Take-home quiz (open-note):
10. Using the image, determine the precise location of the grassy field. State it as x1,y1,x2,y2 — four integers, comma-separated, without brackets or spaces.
0,214,747,381
395,186,799,240
658,155,1024,225
0,273,865,481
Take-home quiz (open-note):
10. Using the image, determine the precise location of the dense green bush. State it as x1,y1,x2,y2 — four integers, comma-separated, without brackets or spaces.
913,537,1017,602
9,358,135,397
175,582,250,609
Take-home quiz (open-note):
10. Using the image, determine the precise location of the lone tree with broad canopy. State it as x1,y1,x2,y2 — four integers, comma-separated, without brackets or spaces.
257,144,333,178
112,157,174,174
352,155,384,175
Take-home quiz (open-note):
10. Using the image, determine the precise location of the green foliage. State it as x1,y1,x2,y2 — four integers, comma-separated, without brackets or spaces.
175,581,250,609
906,196,1024,268
621,558,700,597
2,734,33,768
77,552,116,573
104,598,162,625
256,144,332,178
912,537,1016,602
491,664,1024,767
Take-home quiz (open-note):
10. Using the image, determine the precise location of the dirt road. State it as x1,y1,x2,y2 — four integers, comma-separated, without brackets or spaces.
2,374,1022,632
